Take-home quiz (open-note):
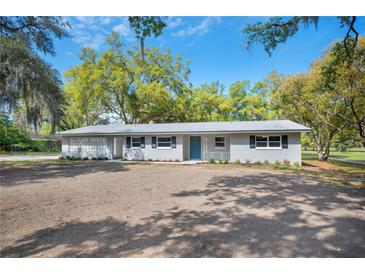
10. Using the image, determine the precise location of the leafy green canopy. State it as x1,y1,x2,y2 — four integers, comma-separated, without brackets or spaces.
0,16,69,133
242,16,359,56
63,33,278,128
63,32,192,127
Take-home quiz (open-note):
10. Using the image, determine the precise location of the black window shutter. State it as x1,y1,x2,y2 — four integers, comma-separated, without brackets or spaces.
126,137,131,148
140,137,145,148
282,135,288,149
152,136,157,148
249,136,255,148
171,136,176,148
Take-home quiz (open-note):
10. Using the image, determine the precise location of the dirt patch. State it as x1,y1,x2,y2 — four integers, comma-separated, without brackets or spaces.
1,162,364,257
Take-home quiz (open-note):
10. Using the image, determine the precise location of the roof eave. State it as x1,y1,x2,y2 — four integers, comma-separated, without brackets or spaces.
56,128,311,136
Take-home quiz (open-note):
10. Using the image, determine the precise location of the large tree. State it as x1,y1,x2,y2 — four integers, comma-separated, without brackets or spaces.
0,16,69,133
63,32,191,125
321,36,365,140
271,64,347,161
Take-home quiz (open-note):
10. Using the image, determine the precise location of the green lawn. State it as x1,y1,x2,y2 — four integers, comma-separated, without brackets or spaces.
302,149,365,161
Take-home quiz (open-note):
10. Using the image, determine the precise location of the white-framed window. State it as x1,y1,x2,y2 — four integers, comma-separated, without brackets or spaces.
255,135,281,149
157,137,172,148
215,136,225,148
132,137,141,148
268,136,281,147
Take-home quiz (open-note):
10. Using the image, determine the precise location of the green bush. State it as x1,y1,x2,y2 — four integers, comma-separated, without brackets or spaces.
82,157,89,160
0,113,63,152
274,160,281,167
218,160,223,164
209,158,216,164
0,113,32,151
263,160,270,165
235,159,241,164
223,160,228,164
254,161,262,165
333,140,353,152
31,139,61,152
293,162,300,168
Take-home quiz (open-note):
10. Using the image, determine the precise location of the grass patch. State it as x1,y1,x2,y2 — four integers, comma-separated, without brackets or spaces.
302,150,365,161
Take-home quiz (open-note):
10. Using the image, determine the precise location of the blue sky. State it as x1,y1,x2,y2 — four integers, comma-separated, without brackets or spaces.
46,16,365,91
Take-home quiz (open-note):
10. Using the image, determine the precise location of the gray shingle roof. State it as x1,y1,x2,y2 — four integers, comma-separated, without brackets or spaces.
57,120,310,136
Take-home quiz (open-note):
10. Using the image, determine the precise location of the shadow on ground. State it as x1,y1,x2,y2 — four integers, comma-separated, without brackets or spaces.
1,173,364,257
0,162,129,187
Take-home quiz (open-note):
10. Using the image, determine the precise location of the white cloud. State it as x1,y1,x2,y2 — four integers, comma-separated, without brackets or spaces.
172,17,221,38
68,16,129,50
112,18,135,42
75,16,113,26
166,17,184,29
112,18,131,36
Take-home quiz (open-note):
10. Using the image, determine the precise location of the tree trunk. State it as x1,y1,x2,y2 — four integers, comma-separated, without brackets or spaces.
140,37,145,62
317,142,330,161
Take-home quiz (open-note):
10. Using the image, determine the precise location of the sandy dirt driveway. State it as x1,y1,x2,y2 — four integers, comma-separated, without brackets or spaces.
0,162,364,257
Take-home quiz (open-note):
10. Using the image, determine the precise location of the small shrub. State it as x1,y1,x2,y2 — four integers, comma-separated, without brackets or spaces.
59,156,65,160
254,160,262,166
97,156,104,160
293,162,300,168
148,158,153,161
74,156,81,160
223,160,228,164
82,157,89,160
209,158,216,164
175,159,179,162
104,157,109,160
283,159,290,166
235,159,241,164
218,160,223,164
263,160,270,165
245,158,251,166
274,160,281,167
92,157,98,160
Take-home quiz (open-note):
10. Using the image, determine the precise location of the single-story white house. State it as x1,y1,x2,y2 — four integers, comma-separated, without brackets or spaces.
57,120,310,164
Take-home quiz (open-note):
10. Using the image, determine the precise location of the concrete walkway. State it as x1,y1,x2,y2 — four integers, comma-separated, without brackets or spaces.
0,154,61,162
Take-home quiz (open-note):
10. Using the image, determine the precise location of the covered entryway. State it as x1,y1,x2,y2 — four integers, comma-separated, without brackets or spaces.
190,136,201,160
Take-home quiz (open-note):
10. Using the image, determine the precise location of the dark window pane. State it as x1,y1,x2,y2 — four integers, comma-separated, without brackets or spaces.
269,136,280,142
158,142,171,147
256,136,267,142
256,141,267,147
269,142,281,147
158,137,171,142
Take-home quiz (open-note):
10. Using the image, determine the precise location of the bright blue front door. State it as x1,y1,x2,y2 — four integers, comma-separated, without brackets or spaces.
190,136,201,160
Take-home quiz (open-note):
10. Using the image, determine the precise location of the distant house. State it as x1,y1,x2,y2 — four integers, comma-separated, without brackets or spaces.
57,120,310,164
